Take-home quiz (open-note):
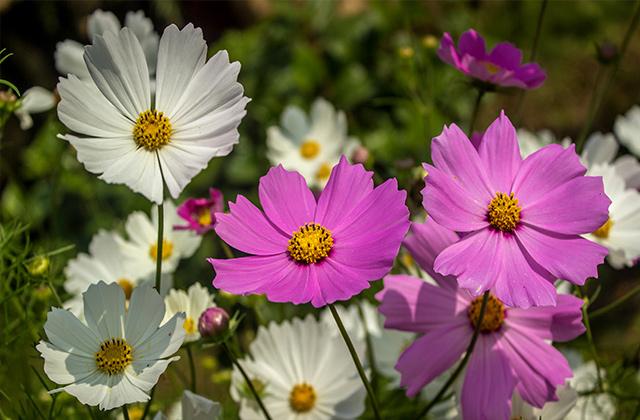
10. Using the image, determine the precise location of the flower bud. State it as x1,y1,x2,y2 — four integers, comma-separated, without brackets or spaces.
198,307,230,339
351,145,369,165
596,41,619,64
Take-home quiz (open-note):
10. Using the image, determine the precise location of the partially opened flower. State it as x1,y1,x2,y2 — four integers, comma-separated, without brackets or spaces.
117,200,201,278
614,105,640,157
55,9,159,80
175,188,224,234
583,164,640,268
13,86,56,130
36,281,186,410
57,24,249,203
163,283,215,342
422,111,609,307
376,218,586,419
230,315,366,419
267,98,360,189
209,157,409,307
437,29,546,89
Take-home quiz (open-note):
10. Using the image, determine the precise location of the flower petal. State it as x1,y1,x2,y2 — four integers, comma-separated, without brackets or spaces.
128,357,179,392
83,281,126,339
458,29,487,58
36,341,97,384
55,40,90,78
125,285,166,348
311,258,371,307
437,32,462,68
478,111,522,192
134,313,186,361
42,308,100,357
210,253,294,296
507,294,585,342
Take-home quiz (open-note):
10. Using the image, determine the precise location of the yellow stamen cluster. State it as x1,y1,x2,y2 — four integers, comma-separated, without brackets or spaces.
592,218,613,239
117,278,134,300
315,163,331,181
483,61,501,74
288,223,334,264
183,317,197,334
133,110,172,151
289,383,316,413
95,338,133,375
488,192,521,232
197,208,212,226
300,140,321,159
149,238,174,262
468,294,506,333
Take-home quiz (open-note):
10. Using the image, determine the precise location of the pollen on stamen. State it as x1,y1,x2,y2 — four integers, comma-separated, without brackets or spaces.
288,223,334,264
133,109,172,151
467,294,506,333
488,192,521,232
289,383,316,413
95,337,133,375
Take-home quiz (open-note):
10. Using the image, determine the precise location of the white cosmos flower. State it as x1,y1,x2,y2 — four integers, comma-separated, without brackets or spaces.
230,315,366,419
614,105,640,158
516,129,571,158
117,200,201,278
163,283,215,342
55,9,159,79
510,384,578,420
36,281,186,410
266,98,360,189
57,24,249,203
14,86,56,130
153,390,222,420
582,132,640,189
563,354,615,420
584,164,640,268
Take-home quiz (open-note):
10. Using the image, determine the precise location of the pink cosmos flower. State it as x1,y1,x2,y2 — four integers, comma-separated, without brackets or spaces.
438,29,546,89
175,188,224,234
422,111,609,308
377,218,585,420
208,156,410,307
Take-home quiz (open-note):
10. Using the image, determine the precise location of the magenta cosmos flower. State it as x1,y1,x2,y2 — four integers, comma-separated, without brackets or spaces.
208,156,410,307
377,218,585,420
438,29,546,89
175,188,224,234
422,111,609,308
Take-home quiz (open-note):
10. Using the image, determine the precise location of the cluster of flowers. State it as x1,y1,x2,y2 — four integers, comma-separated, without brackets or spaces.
22,10,639,420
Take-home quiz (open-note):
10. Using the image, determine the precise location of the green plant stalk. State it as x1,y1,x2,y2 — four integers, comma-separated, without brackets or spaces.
222,342,273,420
356,303,378,393
329,303,381,420
122,405,130,420
577,287,604,391
140,386,155,420
155,201,164,292
417,291,490,419
468,88,486,137
591,283,640,319
186,345,197,393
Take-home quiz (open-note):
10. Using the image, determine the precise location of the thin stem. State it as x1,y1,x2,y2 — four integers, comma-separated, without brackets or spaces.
329,303,381,420
416,291,490,419
186,345,197,392
577,287,604,391
222,342,273,420
122,405,130,420
155,201,164,292
356,303,378,393
575,64,606,152
591,283,640,319
140,386,155,420
576,0,640,150
220,238,234,259
468,88,486,137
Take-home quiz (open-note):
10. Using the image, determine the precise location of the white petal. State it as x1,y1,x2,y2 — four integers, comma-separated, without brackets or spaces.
614,105,640,157
54,370,110,408
98,147,164,204
21,86,55,114
187,283,214,320
55,40,90,78
135,313,186,360
182,390,222,420
15,110,33,130
83,281,126,339
63,253,117,295
42,307,100,356
87,9,121,38
280,105,309,141
127,357,179,393
88,230,131,279
99,373,149,411
84,28,151,120
536,384,578,420
613,155,640,189
36,341,97,384
124,11,159,76
125,285,166,347
582,132,618,167
164,289,190,319
155,24,206,117
57,74,132,137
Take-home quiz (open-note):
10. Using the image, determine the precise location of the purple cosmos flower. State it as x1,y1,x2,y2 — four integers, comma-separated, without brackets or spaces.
438,29,546,89
422,111,609,308
376,218,585,420
208,156,410,307
175,188,224,234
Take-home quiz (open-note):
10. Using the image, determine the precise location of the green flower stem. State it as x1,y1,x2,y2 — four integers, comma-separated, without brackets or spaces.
220,238,235,259
222,341,273,420
154,201,164,292
468,88,486,137
140,386,155,420
186,345,197,392
591,283,640,319
356,303,378,393
577,287,604,391
122,405,130,420
417,291,490,419
329,303,381,420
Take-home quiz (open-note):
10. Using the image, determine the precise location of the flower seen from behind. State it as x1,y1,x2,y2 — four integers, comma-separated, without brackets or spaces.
175,188,224,235
209,156,410,307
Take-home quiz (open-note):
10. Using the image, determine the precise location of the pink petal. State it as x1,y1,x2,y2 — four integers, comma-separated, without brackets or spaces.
311,258,372,307
513,63,546,89
315,156,374,231
461,335,517,420
512,144,586,208
214,195,289,255
458,29,487,58
422,164,490,232
478,111,522,192
521,176,610,235
515,225,607,286
488,42,522,70
403,219,460,290
500,327,572,408
397,324,470,397
507,294,585,342
436,32,462,68
209,253,293,295
260,264,320,306
258,165,316,235
376,274,468,333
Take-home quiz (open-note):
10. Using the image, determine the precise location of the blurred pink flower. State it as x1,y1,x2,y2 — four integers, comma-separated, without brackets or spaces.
175,188,224,235
438,29,546,89
209,156,410,307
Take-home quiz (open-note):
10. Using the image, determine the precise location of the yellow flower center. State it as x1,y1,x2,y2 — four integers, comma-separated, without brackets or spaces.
95,338,133,375
483,61,501,74
197,208,212,226
149,238,174,262
592,218,613,239
300,140,321,159
183,317,197,334
289,383,316,413
133,110,172,151
468,294,506,333
127,406,145,420
117,278,134,300
399,46,415,58
488,192,521,232
288,223,334,264
315,163,332,181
